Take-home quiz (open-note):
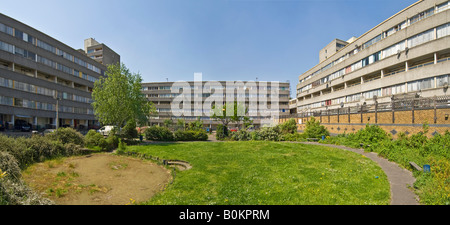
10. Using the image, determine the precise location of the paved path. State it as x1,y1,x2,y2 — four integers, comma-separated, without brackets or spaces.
302,142,419,205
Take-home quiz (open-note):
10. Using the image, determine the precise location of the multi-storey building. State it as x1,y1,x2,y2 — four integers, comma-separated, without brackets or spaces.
0,13,119,131
295,0,450,115
142,81,290,129
84,38,120,66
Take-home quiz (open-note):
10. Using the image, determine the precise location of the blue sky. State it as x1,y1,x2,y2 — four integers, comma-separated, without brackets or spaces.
1,0,417,97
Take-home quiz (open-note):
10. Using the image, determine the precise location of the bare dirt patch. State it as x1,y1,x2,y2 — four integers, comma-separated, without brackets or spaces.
22,153,171,205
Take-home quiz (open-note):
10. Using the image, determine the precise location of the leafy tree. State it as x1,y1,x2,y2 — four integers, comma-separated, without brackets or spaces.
91,63,157,129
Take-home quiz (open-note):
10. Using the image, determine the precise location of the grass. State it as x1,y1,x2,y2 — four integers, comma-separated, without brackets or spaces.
127,141,390,205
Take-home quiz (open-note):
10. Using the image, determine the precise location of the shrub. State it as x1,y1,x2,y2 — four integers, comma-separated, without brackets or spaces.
304,117,330,139
23,135,57,162
279,118,298,134
0,135,32,169
117,138,127,155
216,124,228,140
251,130,262,141
144,126,174,141
0,151,21,181
46,128,85,147
174,130,208,141
85,129,104,147
230,129,252,141
123,119,138,139
281,132,305,141
258,126,281,141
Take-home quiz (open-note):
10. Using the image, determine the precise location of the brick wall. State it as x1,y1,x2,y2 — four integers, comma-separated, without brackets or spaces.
287,108,450,138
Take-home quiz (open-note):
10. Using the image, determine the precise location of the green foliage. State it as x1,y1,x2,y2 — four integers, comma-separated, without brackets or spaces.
85,130,104,148
123,119,138,139
187,119,203,131
304,117,330,139
163,119,173,128
321,124,450,205
230,129,252,141
281,132,305,142
279,119,298,134
0,132,87,205
127,142,390,205
117,138,127,155
46,127,85,147
211,101,247,127
144,126,174,141
174,130,208,141
92,62,157,128
256,126,281,141
216,124,228,140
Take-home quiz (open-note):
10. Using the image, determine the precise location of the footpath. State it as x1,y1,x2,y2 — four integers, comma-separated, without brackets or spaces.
302,142,419,205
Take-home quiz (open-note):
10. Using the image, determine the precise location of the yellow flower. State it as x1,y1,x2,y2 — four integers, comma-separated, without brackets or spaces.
0,169,7,179
126,198,136,205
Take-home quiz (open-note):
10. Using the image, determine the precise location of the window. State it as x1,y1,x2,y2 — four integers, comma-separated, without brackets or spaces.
408,78,434,92
57,63,73,75
407,29,434,48
409,7,434,25
437,75,449,87
382,84,405,96
346,93,361,103
0,77,13,88
363,34,382,49
37,39,55,53
15,47,36,61
0,23,13,36
437,1,450,13
437,23,450,39
363,89,381,99
0,40,14,53
0,95,13,106
381,41,406,59
37,55,56,68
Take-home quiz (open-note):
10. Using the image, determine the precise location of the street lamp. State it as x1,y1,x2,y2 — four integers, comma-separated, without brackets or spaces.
54,91,61,129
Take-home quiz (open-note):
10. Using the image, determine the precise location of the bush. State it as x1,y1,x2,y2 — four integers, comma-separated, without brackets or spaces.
279,119,298,134
85,129,104,148
304,117,330,139
258,126,281,141
281,132,305,141
174,130,208,141
117,138,127,155
216,124,228,140
46,127,85,147
0,151,21,181
144,126,174,141
123,119,138,139
230,129,252,141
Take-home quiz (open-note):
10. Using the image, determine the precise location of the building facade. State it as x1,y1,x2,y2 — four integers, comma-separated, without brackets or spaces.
142,81,290,129
84,38,120,66
296,0,450,115
0,13,118,131
292,0,450,136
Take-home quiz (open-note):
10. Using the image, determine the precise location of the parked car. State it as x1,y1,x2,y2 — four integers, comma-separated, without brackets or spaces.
43,129,56,136
97,126,116,136
14,120,31,132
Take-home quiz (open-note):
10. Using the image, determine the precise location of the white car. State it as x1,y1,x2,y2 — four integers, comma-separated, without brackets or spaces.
97,126,115,136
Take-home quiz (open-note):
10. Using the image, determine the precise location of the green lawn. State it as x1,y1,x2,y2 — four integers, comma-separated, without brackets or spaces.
127,141,390,205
